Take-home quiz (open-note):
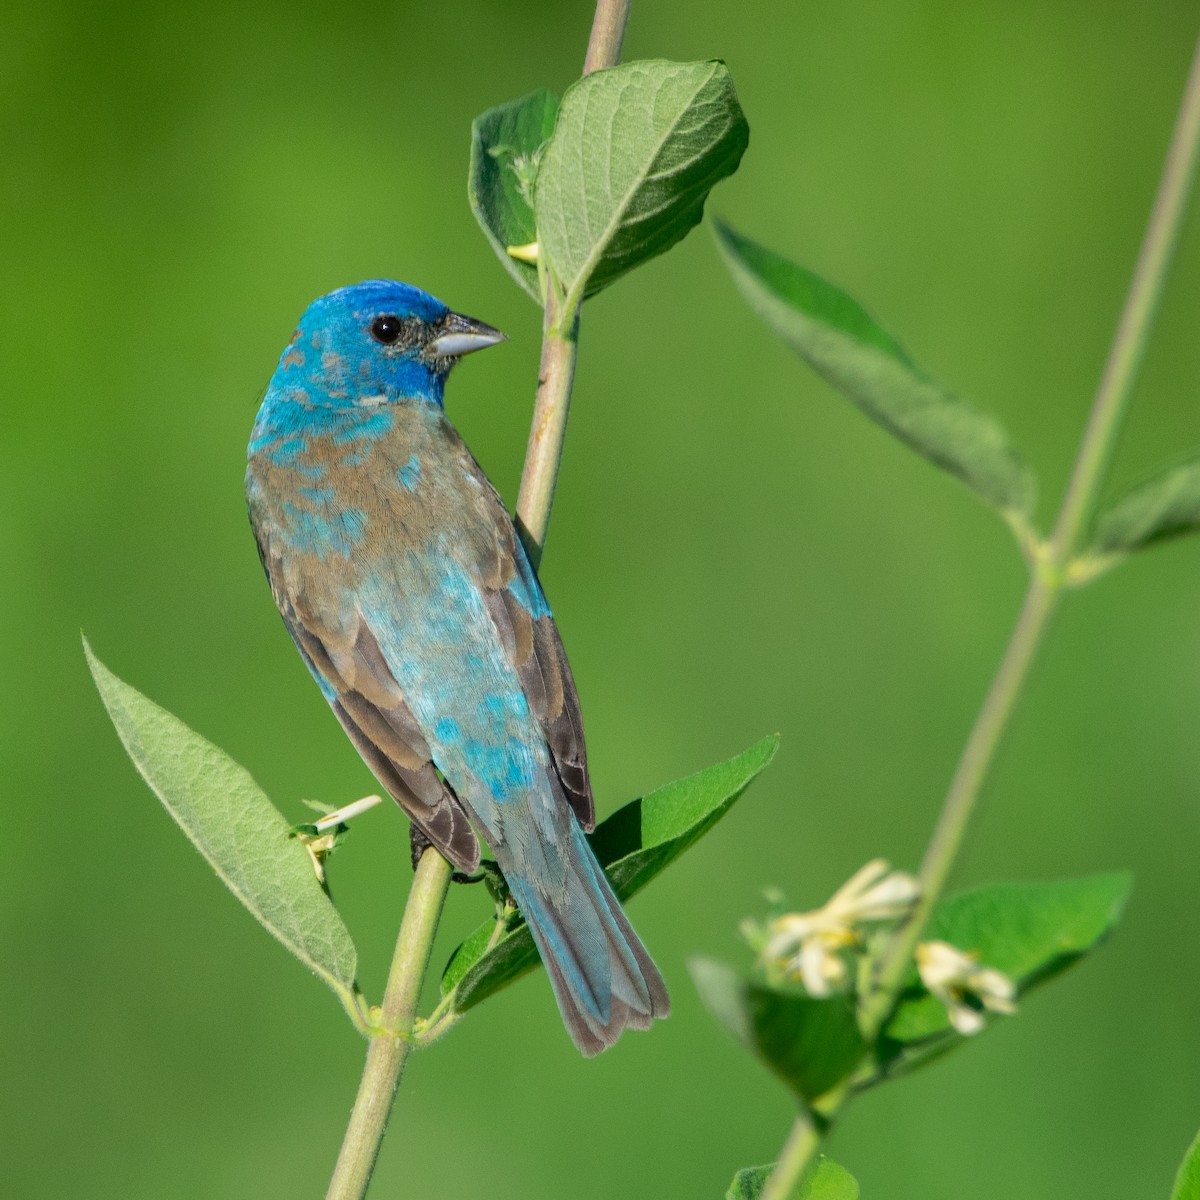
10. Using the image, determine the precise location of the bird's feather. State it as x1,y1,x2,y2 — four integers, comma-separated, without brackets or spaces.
245,280,666,1053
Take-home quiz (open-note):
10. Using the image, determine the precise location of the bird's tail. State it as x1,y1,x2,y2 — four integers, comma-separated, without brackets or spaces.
500,821,670,1056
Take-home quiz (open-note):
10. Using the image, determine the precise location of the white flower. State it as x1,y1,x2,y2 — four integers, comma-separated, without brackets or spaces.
311,793,383,833
295,794,383,883
762,860,920,997
916,940,1018,1035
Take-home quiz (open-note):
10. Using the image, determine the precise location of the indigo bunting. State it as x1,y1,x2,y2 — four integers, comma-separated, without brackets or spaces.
246,280,669,1054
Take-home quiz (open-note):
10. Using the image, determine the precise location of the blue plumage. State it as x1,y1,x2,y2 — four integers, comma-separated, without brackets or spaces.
246,280,669,1054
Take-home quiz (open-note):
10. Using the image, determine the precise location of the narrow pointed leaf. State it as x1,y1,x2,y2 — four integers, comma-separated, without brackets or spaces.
535,59,748,312
440,735,779,1012
879,873,1131,1065
714,220,1036,518
1091,458,1200,557
728,1159,859,1200
85,639,359,1008
692,958,866,1104
468,88,560,301
1171,1130,1200,1200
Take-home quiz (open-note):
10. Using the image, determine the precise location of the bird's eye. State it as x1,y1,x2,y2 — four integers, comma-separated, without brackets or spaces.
369,315,404,345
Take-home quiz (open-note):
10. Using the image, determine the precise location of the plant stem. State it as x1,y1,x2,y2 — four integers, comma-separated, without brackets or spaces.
583,0,632,75
515,0,629,565
325,3,633,1194
764,21,1200,1184
871,21,1200,1017
861,568,1057,1026
758,1112,822,1200
516,290,580,567
326,849,452,1200
1050,28,1200,563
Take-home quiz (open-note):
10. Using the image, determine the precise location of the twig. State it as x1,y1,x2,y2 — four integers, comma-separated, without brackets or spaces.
326,849,452,1200
583,0,632,76
758,1112,822,1200
324,2,634,1194
515,289,579,567
765,22,1200,1191
516,0,631,563
870,18,1200,1024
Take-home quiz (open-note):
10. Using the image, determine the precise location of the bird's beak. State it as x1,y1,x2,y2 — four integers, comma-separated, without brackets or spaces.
429,312,508,359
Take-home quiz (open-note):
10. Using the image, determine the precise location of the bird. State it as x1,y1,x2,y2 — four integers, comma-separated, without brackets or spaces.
245,279,669,1055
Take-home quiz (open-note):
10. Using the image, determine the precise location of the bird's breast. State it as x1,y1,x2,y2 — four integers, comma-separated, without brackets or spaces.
246,400,507,622
251,405,469,558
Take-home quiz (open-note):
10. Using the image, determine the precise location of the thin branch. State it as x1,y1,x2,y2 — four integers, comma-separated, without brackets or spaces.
583,0,632,76
515,0,630,563
326,849,452,1200
871,20,1200,1021
761,22,1200,1187
1050,29,1200,562
757,1112,822,1200
325,2,634,1194
861,571,1057,1027
515,290,579,567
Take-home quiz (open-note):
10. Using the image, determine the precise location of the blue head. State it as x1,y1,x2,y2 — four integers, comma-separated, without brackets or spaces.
267,280,505,410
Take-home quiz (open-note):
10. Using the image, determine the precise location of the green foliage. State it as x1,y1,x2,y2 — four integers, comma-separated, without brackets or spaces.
872,873,1132,1083
712,219,1036,520
695,872,1130,1104
728,1158,859,1200
532,59,748,317
84,640,361,1017
591,732,779,894
440,735,779,1013
1090,457,1200,558
87,631,779,1036
1171,1131,1200,1200
468,88,560,302
691,959,866,1104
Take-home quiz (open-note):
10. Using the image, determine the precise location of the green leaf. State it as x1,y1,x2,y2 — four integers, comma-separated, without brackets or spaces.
535,59,748,315
84,639,360,1015
1091,458,1200,558
691,959,866,1104
468,88,560,302
1171,1130,1200,1200
728,1158,859,1200
883,873,1132,1048
713,220,1036,519
440,735,779,1012
590,732,779,895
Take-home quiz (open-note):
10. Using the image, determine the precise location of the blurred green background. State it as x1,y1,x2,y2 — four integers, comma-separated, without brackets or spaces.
5,1,1200,1195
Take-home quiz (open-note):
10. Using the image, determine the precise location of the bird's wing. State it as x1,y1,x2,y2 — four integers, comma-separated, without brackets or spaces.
460,454,595,831
254,523,482,874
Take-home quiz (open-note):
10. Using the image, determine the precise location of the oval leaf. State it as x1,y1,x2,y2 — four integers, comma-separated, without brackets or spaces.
468,88,560,302
440,735,779,1012
535,59,749,315
883,872,1132,1051
691,958,866,1104
728,1159,859,1200
1091,458,1200,557
713,220,1036,518
84,639,359,1010
1172,1130,1200,1200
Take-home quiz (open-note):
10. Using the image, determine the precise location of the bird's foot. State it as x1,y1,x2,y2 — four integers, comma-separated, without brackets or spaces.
408,824,481,884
